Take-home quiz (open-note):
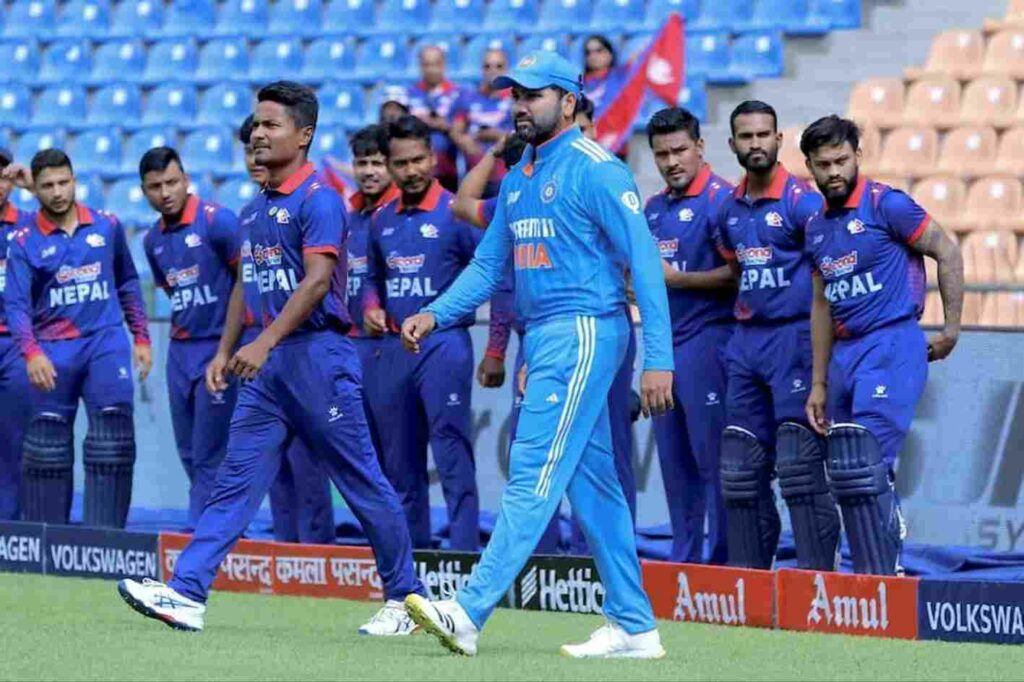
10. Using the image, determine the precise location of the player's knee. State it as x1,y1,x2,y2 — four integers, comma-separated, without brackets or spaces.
720,426,770,503
825,422,889,498
23,413,74,470
83,406,136,468
775,421,829,500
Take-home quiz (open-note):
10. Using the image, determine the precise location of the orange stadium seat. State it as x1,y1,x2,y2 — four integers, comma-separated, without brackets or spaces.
963,291,985,325
984,0,1024,32
937,125,998,177
871,175,911,192
858,123,882,173
959,175,1024,232
995,126,1024,174
876,126,938,178
920,291,942,326
980,292,1024,326
903,76,961,129
911,175,967,227
960,76,1019,127
847,78,904,129
1017,249,1024,281
982,30,1024,77
905,29,985,81
962,231,1019,283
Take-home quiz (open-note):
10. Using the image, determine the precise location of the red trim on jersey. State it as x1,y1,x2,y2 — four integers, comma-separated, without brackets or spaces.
733,164,790,200
349,184,399,213
843,176,868,209
398,180,444,212
717,245,737,262
160,194,200,231
37,204,93,235
682,164,713,198
906,215,931,245
303,245,340,256
417,79,457,95
0,202,18,225
474,200,489,229
274,162,317,195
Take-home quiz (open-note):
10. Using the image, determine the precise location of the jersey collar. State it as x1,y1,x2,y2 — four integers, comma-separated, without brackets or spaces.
397,180,444,213
272,162,316,196
417,79,456,95
159,194,200,231
37,203,93,236
0,202,18,225
843,176,868,209
350,184,400,213
534,125,581,164
733,163,790,201
678,164,713,198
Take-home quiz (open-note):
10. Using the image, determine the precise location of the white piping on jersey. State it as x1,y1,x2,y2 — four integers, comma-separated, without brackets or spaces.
571,138,612,163
535,315,596,498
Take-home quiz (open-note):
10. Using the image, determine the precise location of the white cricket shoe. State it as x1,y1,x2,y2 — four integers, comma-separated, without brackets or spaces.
117,578,206,632
404,594,479,656
358,600,418,636
560,623,666,659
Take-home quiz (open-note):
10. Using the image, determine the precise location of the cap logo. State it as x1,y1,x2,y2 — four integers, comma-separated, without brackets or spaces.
519,55,537,68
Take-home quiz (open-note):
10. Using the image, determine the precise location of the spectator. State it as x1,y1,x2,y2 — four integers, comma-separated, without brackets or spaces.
582,34,628,118
378,87,412,124
406,45,463,191
451,48,513,198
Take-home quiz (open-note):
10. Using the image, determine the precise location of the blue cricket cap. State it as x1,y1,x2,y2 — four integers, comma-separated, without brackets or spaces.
493,51,582,97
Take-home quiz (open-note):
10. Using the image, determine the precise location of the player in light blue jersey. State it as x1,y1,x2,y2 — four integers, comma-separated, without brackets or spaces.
400,51,674,659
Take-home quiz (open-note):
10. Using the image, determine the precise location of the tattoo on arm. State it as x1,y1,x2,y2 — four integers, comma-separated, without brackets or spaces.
910,221,964,334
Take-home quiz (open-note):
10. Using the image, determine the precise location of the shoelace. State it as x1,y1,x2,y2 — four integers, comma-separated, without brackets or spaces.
368,603,405,624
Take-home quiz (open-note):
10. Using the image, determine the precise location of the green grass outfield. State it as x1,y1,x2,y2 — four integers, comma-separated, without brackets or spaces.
1,573,1022,681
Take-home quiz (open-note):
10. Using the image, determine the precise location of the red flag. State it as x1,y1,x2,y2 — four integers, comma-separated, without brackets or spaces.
595,12,686,154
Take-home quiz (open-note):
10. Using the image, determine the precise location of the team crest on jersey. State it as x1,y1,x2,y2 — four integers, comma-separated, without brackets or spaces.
85,233,106,248
621,191,641,215
765,211,783,227
420,223,439,239
847,218,865,235
658,239,679,258
735,244,773,266
185,232,203,248
819,251,858,278
41,245,57,258
55,262,101,284
386,253,425,274
253,243,283,266
678,208,694,222
541,181,557,204
166,264,200,287
275,208,291,224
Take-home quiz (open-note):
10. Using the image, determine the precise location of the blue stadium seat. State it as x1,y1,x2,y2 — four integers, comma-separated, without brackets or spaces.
143,84,198,125
520,33,570,60
195,38,250,85
622,32,653,61
188,175,216,199
0,84,31,127
74,173,106,209
323,0,375,36
538,0,592,32
0,39,40,83
39,39,92,85
427,0,483,34
302,38,357,83
250,39,303,83
197,83,253,127
88,84,143,127
642,0,699,30
57,0,111,38
461,35,515,78
373,0,431,35
685,31,730,80
162,0,216,37
318,82,365,128
143,39,197,84
90,39,145,84
483,0,538,32
691,0,752,32
408,36,464,79
353,35,409,81
214,0,269,37
32,86,88,129
108,0,164,37
73,129,122,177
308,125,351,165
745,0,828,35
107,178,154,225
677,76,707,121
121,126,177,173
3,0,56,38
11,186,39,211
13,132,65,169
727,31,784,80
267,0,322,37
811,0,860,30
215,175,260,213
589,0,645,33
181,127,235,175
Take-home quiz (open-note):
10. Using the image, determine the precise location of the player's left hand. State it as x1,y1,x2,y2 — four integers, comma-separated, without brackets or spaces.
134,343,152,382
640,370,674,418
0,163,33,190
228,338,271,380
927,331,958,362
476,355,506,388
401,312,436,353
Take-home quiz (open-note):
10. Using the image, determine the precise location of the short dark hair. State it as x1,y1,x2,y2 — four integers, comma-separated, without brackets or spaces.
574,94,595,122
238,114,255,145
138,146,184,180
31,148,73,179
257,81,318,130
583,34,617,72
385,115,432,156
800,114,860,157
350,124,389,158
646,107,701,148
501,134,528,167
729,100,778,135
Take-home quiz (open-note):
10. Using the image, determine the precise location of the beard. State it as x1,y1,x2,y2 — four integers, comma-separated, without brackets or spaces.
821,172,858,207
738,147,778,172
515,109,561,145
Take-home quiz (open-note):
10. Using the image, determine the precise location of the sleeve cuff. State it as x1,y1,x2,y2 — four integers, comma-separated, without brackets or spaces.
906,215,931,245
717,245,737,262
303,245,340,256
485,349,506,361
134,335,152,347
24,347,43,361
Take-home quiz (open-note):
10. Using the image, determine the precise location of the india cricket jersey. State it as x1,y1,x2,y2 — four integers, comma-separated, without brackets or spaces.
805,177,929,339
143,195,239,340
346,184,399,337
716,164,823,323
5,204,150,359
0,203,32,334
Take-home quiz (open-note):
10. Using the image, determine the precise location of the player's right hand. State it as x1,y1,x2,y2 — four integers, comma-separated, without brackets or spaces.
364,308,387,337
476,355,506,388
640,370,674,418
401,312,436,353
205,351,231,394
927,331,958,362
26,353,57,392
806,382,829,435
1,163,33,190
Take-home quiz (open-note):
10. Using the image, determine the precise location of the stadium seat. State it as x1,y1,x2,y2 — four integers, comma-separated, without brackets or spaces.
905,29,985,81
911,175,967,227
161,0,216,37
373,0,431,34
809,0,860,30
195,38,250,85
302,38,358,83
317,82,365,128
858,123,882,174
3,0,57,38
589,0,646,33
484,0,539,32
984,0,1024,32
960,76,1018,128
143,84,198,126
920,291,942,326
107,178,154,225
958,175,1024,233
937,125,998,178
778,126,808,178
267,0,323,37
250,39,304,83
409,36,464,79
89,40,145,85
216,175,260,213
643,0,699,31
691,0,752,32
109,0,164,37
73,129,122,177
0,39,40,83
353,35,409,81
677,77,707,122
979,292,1024,326
39,39,92,85
87,84,143,127
57,0,111,37
308,125,352,165
13,132,65,167
73,173,106,209
685,32,731,80
31,86,88,129
121,126,178,173
0,84,31,128
197,83,253,127
519,33,570,60
870,174,911,192
323,0,375,35
214,0,268,36
876,126,938,179
847,77,904,129
995,126,1024,175
427,0,484,34
181,127,235,176
981,30,1024,78
538,0,592,31
1017,250,1024,283
726,31,784,80
462,35,516,76
902,76,961,129
143,39,198,84
622,33,655,61
964,231,1019,283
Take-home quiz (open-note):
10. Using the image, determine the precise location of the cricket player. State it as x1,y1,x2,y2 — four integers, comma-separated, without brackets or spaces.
644,107,734,565
363,115,481,551
715,101,840,571
0,148,32,520
5,149,151,528
800,115,963,575
140,147,239,529
118,82,424,635
401,52,673,659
